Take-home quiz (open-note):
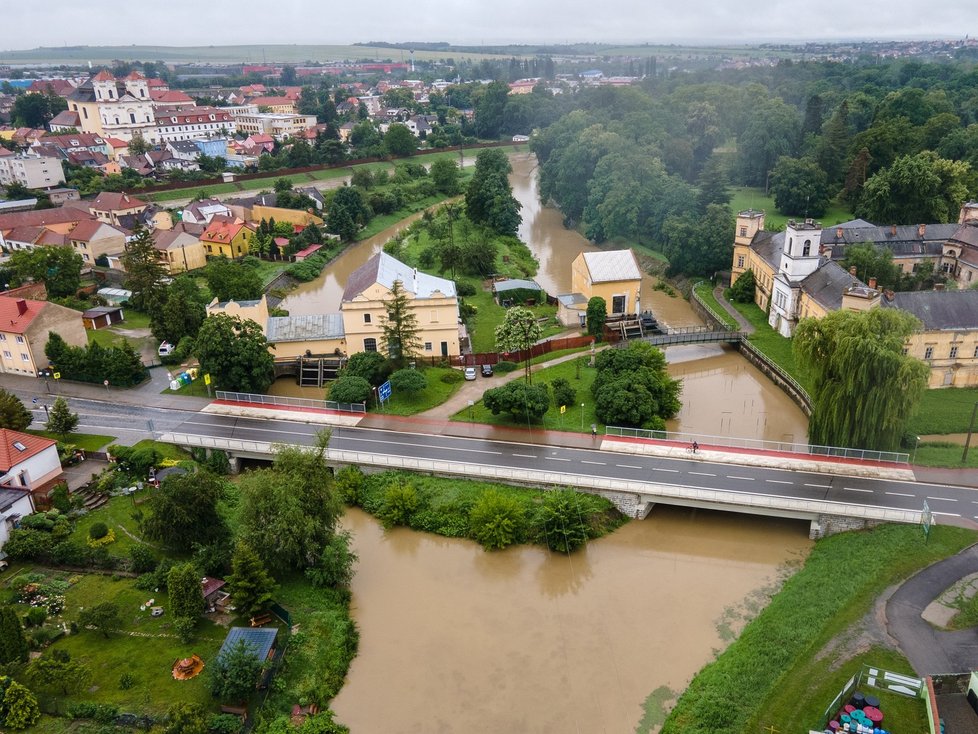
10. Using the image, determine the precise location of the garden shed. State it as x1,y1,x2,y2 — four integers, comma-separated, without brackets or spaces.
82,306,124,330
217,626,278,665
492,278,545,306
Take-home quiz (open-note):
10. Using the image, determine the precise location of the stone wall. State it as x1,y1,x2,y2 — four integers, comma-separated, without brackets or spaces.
809,514,883,539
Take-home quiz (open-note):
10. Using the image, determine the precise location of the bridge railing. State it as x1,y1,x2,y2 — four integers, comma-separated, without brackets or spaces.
158,433,923,525
215,390,366,414
605,426,910,464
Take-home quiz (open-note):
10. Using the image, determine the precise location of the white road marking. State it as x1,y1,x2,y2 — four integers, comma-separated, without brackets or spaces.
804,483,832,489
616,464,643,469
933,511,961,517
581,460,606,465
843,487,874,493
927,496,957,502
728,476,755,481
546,457,571,462
513,453,536,458
886,491,914,497
654,468,679,473
689,471,716,477
765,479,792,485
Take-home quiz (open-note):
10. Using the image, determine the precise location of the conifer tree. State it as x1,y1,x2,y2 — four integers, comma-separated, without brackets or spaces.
0,607,29,664
226,541,276,617
380,279,422,367
45,397,78,441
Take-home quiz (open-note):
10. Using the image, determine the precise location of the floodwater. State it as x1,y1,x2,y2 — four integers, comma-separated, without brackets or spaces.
332,506,812,733
665,344,809,443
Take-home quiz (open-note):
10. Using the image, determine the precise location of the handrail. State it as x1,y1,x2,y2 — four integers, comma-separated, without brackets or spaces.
691,280,739,331
215,390,366,414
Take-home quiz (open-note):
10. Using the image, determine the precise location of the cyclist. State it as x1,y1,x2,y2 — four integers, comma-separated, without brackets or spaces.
691,441,699,454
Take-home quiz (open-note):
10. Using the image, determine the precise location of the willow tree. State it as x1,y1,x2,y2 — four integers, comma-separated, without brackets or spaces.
793,308,928,451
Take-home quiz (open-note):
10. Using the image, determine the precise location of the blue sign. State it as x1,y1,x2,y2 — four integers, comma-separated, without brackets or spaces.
379,381,392,402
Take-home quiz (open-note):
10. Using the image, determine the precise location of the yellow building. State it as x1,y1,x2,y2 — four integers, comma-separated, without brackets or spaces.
201,216,254,258
67,219,127,266
266,314,345,359
89,191,148,227
205,295,269,328
341,252,461,358
570,249,643,317
0,297,87,376
153,228,207,273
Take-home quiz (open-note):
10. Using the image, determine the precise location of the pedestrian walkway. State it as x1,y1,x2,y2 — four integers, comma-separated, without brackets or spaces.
713,285,756,334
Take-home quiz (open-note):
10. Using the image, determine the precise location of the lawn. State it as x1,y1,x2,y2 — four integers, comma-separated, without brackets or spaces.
129,438,193,463
728,187,856,230
161,376,212,398
369,366,464,416
728,299,813,391
912,442,978,468
693,281,738,330
452,357,602,434
247,258,290,287
908,386,978,435
70,494,157,556
26,431,116,452
464,285,562,353
663,523,977,734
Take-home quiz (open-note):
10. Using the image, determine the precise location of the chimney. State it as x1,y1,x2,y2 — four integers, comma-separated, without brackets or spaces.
890,224,897,236
849,266,857,276
918,223,926,238
868,277,877,290
15,299,27,316
836,227,843,238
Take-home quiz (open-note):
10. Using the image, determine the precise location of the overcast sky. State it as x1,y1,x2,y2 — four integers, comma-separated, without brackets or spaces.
2,1,973,48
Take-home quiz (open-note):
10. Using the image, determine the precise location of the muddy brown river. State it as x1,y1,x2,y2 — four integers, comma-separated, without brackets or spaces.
332,506,811,732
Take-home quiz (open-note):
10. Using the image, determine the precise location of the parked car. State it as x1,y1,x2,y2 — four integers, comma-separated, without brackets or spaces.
464,367,477,381
481,364,494,377
158,341,175,357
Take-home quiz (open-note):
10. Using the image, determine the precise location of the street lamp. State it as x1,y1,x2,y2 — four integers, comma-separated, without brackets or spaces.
581,403,585,431
963,402,978,463
912,436,920,464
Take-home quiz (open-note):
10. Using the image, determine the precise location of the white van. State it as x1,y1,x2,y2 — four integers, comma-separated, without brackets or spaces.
158,341,175,357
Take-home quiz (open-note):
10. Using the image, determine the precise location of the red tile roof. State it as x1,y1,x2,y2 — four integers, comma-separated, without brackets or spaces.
202,217,247,243
249,96,295,107
0,296,45,334
0,429,56,472
91,70,115,82
0,207,93,232
91,192,148,212
69,218,117,242
150,90,195,104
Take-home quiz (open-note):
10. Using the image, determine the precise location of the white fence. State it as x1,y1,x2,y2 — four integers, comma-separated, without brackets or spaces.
215,390,366,414
606,426,910,464
160,433,924,525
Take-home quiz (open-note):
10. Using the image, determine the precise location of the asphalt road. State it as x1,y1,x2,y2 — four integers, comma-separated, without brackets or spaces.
169,412,978,521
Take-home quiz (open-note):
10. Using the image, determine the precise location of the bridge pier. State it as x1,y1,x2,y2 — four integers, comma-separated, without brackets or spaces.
809,515,883,540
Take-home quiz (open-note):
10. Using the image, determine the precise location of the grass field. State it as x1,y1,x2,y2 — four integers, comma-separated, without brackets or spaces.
362,366,463,416
728,299,812,391
25,431,115,452
464,286,562,353
693,281,738,330
728,187,856,230
912,442,978,468
663,523,977,734
908,386,978,435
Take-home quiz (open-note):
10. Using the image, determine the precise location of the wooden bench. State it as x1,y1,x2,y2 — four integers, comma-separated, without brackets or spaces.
250,613,273,627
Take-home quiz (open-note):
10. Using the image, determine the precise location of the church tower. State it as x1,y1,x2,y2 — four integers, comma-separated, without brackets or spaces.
731,209,765,285
779,219,822,282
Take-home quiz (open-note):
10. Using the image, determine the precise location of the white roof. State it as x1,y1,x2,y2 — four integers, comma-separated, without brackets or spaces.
581,249,641,283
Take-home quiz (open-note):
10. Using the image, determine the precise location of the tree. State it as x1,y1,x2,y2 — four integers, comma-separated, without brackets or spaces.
662,204,735,277
45,396,78,440
696,154,731,208
537,490,590,553
194,314,275,393
0,389,32,431
473,81,510,138
0,679,40,730
143,470,229,552
736,98,800,187
793,308,930,451
78,602,122,638
9,246,83,298
465,148,521,236
380,279,422,367
210,639,263,702
226,541,276,618
204,257,263,302
152,277,207,345
841,243,903,291
586,297,606,339
384,124,417,156
127,133,150,156
12,92,65,128
164,702,209,734
468,490,526,550
0,607,28,664
591,342,682,428
857,151,975,224
121,224,168,312
494,306,543,383
482,381,550,421
769,156,831,217
550,377,576,410
389,368,427,394
342,351,390,386
167,563,205,620
430,158,461,195
728,269,756,303
237,446,343,575
28,653,90,696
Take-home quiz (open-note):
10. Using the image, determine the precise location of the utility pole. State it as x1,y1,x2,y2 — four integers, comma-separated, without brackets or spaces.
962,401,978,463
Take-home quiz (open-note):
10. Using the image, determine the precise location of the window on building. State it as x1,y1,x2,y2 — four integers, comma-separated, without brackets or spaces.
425,342,432,351
802,240,811,256
974,345,978,359
611,295,626,314
0,334,6,342
737,255,745,268
924,346,933,360
364,338,377,352
901,347,908,356
950,346,958,359
2,351,10,359
363,314,371,324
20,353,29,362
739,226,748,237
15,336,24,344
82,108,88,119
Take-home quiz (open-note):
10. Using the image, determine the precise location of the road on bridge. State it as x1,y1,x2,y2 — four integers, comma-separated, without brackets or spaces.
168,412,976,523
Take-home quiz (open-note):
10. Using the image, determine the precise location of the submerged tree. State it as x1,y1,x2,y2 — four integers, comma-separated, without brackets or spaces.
793,308,929,451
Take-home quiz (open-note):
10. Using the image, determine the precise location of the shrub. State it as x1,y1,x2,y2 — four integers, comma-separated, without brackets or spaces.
208,713,244,734
24,607,47,627
494,360,518,373
86,528,115,549
728,269,756,303
379,479,422,528
335,466,365,505
119,672,136,690
328,376,372,404
89,522,109,540
389,368,427,394
483,381,550,421
49,540,89,566
4,530,53,561
128,544,157,574
66,702,119,723
536,490,591,553
468,490,526,550
305,530,358,588
455,280,477,297
50,484,71,513
440,370,464,384
550,377,576,410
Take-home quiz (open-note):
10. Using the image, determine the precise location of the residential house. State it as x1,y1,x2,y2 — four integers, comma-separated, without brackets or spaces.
88,191,148,226
200,215,254,258
201,577,230,611
0,296,87,376
48,109,81,132
568,249,643,317
0,485,35,550
0,428,66,531
153,227,206,273
32,132,110,159
341,252,461,358
338,122,355,142
181,198,231,226
166,139,204,164
67,219,127,265
193,137,229,159
206,295,269,328
225,192,323,227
